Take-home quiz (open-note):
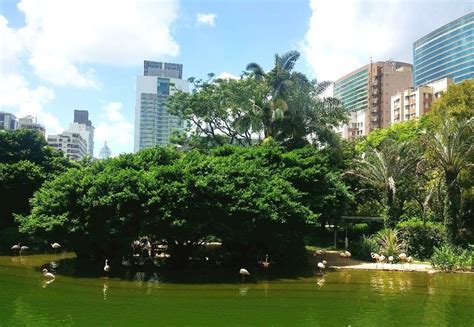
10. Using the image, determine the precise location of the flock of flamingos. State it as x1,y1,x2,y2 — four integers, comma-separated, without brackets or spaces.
10,241,415,283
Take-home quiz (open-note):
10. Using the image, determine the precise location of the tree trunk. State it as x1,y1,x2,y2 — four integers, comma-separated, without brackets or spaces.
444,170,461,244
385,189,397,228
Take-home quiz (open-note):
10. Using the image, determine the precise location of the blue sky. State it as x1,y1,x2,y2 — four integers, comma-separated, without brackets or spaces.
0,0,471,155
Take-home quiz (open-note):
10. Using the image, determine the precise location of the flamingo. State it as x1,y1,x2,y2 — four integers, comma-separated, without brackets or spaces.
239,268,250,282
388,256,394,264
19,245,29,255
317,262,326,274
104,259,111,274
371,252,381,268
407,256,413,269
42,268,55,279
399,253,407,268
344,251,352,258
11,243,20,255
259,254,273,268
51,242,61,254
378,255,386,268
339,252,347,258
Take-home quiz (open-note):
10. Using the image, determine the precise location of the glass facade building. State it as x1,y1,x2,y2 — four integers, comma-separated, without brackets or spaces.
134,61,188,152
413,12,473,87
334,68,369,112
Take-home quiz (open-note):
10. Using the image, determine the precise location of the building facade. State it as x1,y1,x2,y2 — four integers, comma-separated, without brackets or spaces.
391,78,453,124
334,61,413,139
134,61,188,152
413,12,473,88
18,116,46,136
47,131,88,161
68,110,94,157
0,112,18,131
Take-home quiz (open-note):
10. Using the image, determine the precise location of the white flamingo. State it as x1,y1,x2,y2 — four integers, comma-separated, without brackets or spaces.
104,259,111,274
388,256,394,264
317,262,326,274
378,255,386,268
239,268,250,282
344,251,352,258
407,256,413,269
11,243,20,255
259,254,273,268
20,245,29,255
371,252,380,267
42,268,55,279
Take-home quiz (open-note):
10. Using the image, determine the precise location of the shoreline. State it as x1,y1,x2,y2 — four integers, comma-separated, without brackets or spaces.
309,250,473,274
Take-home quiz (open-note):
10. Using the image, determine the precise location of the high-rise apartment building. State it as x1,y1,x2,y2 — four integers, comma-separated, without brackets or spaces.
47,131,88,161
391,77,453,124
0,112,18,131
334,61,413,139
413,12,473,88
18,116,46,136
69,110,94,157
134,61,188,152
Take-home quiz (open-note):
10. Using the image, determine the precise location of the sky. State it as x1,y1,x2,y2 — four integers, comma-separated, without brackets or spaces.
0,0,472,156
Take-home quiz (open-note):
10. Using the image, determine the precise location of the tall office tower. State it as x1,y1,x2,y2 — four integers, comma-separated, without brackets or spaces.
391,77,453,124
47,131,88,161
134,61,188,152
18,116,46,137
0,112,18,130
69,110,94,157
414,12,473,88
99,141,112,160
334,61,413,139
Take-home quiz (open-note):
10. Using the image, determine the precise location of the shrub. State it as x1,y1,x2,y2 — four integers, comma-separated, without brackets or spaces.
353,235,378,260
430,244,474,271
373,228,407,257
397,219,447,259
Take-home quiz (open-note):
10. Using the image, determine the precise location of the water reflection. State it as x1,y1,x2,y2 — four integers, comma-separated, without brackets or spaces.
103,283,108,300
239,287,249,296
42,279,55,289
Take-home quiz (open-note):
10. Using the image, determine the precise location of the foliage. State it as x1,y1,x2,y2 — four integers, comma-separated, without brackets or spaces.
353,234,379,260
397,219,447,259
167,50,346,149
423,117,473,243
348,140,419,227
372,229,407,257
0,130,71,234
17,144,351,267
430,244,473,271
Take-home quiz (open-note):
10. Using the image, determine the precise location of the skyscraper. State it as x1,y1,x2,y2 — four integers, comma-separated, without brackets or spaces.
47,131,87,161
18,116,46,137
413,12,473,87
134,61,188,152
69,110,94,157
0,112,18,130
334,61,412,139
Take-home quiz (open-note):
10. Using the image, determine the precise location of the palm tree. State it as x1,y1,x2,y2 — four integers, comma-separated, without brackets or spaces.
424,117,473,243
246,50,309,139
348,141,419,227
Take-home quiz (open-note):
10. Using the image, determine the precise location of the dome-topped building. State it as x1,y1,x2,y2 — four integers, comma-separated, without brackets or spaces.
99,142,112,160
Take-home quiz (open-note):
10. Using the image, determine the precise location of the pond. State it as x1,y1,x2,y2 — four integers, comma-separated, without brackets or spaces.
1,254,473,326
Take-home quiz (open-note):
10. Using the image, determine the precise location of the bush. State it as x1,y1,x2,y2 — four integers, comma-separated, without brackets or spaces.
430,244,474,271
373,228,407,257
397,219,447,259
353,235,378,260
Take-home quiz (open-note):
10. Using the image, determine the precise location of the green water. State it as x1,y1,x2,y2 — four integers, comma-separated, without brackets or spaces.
1,254,473,326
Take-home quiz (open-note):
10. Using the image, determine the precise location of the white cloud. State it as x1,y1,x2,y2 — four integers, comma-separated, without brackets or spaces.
301,0,472,82
14,0,180,88
216,72,240,80
94,102,134,156
197,13,217,27
0,16,63,135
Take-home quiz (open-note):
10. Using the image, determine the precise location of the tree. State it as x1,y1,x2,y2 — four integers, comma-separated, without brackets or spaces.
348,141,420,227
424,117,473,243
0,130,71,233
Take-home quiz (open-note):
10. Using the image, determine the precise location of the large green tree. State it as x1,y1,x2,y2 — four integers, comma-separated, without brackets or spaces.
0,129,71,232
